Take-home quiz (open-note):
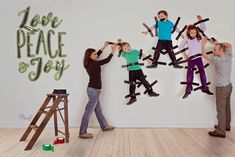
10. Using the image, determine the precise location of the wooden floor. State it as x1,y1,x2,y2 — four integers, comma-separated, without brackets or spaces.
1,128,235,157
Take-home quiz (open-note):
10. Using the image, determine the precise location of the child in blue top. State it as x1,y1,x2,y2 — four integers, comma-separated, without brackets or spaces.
143,10,183,68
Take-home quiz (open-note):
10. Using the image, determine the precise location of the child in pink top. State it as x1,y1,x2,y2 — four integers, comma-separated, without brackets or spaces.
179,15,213,99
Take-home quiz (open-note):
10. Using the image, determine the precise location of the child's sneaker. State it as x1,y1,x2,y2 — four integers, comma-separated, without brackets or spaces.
182,92,191,99
127,98,137,105
203,90,213,95
148,91,160,97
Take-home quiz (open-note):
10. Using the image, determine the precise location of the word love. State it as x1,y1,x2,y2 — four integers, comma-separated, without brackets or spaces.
18,6,63,32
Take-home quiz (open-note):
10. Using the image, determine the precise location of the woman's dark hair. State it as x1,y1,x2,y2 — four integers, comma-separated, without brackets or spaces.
186,25,201,40
83,48,96,68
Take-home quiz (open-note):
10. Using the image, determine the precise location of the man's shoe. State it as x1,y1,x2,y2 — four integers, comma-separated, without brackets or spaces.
79,132,93,139
208,130,226,138
182,92,191,99
127,98,137,105
203,90,214,95
148,91,160,97
102,125,115,131
214,125,230,131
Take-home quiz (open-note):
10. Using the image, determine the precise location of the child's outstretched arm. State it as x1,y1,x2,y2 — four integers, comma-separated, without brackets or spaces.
142,25,155,35
141,53,152,64
197,15,206,32
175,27,185,38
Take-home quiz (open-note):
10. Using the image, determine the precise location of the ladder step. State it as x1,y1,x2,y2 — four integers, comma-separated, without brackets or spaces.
39,110,48,114
30,125,39,131
58,130,66,135
57,108,64,111
45,107,64,111
47,94,56,97
47,94,69,97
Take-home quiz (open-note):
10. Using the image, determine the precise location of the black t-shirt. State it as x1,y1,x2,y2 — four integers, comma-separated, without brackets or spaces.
86,50,113,89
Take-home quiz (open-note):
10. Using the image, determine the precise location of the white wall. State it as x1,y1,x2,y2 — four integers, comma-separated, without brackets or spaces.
0,0,234,128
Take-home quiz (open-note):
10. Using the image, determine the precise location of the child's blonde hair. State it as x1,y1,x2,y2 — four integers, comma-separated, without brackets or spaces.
120,42,130,50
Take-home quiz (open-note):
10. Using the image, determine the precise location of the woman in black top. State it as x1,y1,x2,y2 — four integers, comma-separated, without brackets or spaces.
79,42,117,139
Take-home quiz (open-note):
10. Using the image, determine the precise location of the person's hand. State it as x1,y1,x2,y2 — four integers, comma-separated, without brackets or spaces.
117,38,122,43
103,41,109,48
116,39,122,51
197,15,202,21
142,31,148,35
147,59,152,64
100,41,109,51
181,33,185,39
211,38,219,45
111,44,117,54
142,54,152,64
183,53,189,60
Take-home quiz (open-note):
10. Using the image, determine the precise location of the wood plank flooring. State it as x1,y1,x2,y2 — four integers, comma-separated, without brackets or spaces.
1,128,235,157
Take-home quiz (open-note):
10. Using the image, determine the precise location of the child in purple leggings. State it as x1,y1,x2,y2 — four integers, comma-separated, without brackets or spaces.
179,15,213,99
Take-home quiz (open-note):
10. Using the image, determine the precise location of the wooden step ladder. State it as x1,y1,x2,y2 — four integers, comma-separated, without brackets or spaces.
20,90,69,151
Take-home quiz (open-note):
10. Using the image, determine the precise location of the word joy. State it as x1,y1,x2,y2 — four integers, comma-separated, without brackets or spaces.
16,6,70,81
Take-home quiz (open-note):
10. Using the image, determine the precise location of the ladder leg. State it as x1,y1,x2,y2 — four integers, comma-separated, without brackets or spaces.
54,110,58,136
24,96,62,150
20,96,52,141
53,96,59,136
20,126,33,141
64,96,69,143
24,127,44,151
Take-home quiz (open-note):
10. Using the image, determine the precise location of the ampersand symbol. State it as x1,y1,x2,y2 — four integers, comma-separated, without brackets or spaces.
18,62,29,73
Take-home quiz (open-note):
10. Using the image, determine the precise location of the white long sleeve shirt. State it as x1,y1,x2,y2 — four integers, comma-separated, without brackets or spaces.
179,23,206,57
